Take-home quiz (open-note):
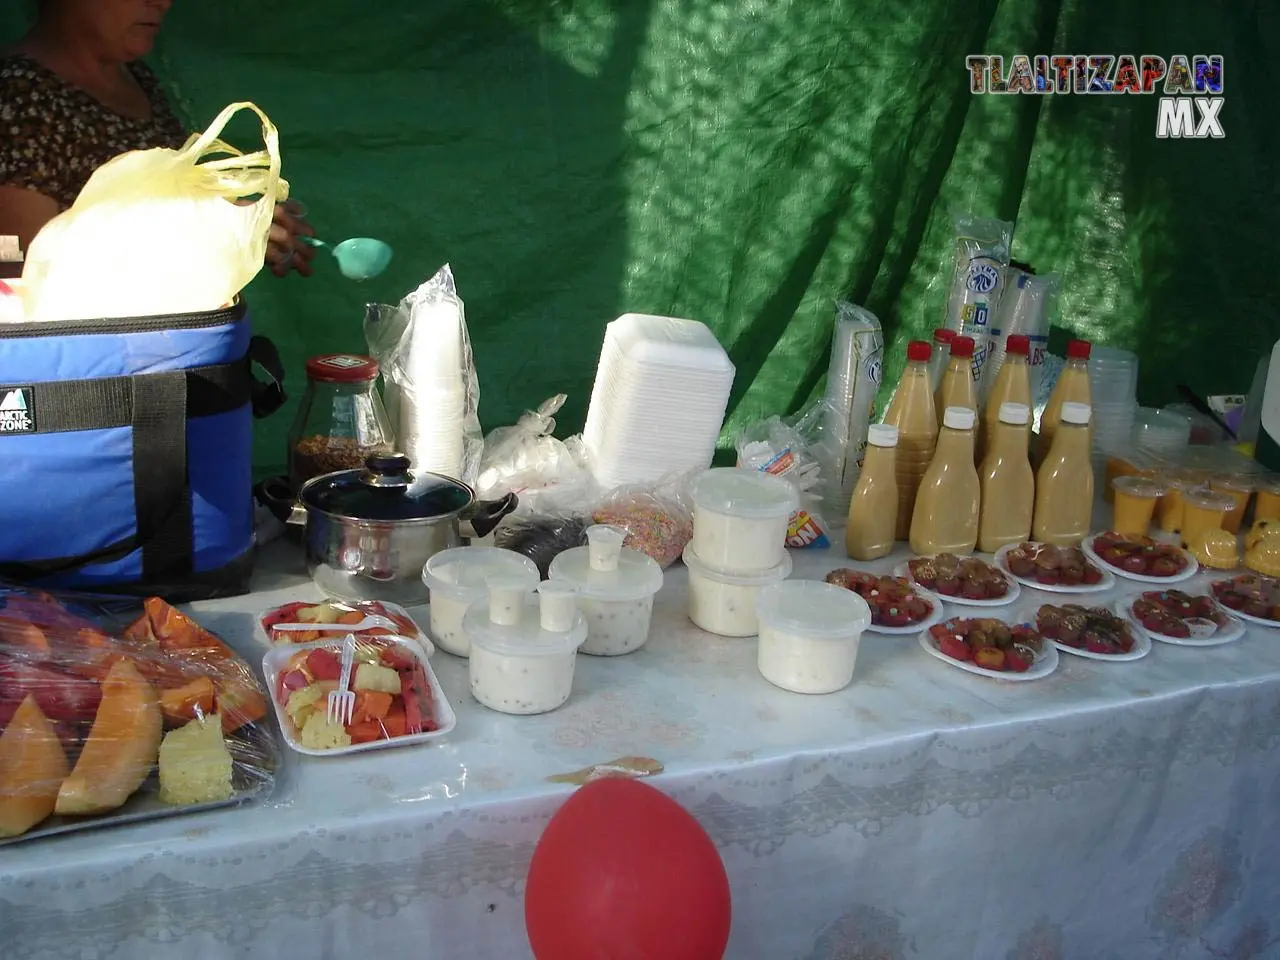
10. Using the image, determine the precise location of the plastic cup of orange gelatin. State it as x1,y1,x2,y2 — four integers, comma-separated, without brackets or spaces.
1179,487,1235,549
1255,476,1280,524
1110,475,1166,537
1209,475,1254,534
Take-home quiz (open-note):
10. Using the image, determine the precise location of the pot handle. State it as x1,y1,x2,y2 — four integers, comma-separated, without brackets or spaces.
461,492,519,540
254,477,307,527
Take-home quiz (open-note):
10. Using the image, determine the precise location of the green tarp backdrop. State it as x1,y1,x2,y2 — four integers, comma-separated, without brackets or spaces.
4,2,1275,478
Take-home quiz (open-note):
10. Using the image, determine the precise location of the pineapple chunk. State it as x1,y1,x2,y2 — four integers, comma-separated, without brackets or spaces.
353,662,401,694
285,682,332,726
296,602,342,625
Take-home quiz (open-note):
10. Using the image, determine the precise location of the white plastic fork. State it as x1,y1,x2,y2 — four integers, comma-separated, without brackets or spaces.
326,635,357,726
273,614,399,633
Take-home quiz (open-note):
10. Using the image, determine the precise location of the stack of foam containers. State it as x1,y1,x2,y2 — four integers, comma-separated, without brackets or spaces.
582,314,735,489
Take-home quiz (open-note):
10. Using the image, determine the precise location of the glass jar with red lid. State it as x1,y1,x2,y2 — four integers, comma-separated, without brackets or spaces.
288,354,395,491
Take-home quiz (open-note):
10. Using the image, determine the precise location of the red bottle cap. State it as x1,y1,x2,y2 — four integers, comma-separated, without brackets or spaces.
906,340,932,363
305,354,380,383
1005,334,1030,356
950,336,976,359
932,328,956,345
1066,339,1092,360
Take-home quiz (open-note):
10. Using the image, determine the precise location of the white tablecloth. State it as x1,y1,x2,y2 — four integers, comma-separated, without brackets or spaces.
3,540,1279,960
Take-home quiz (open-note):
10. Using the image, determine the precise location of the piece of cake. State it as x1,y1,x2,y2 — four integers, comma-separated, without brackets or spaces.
158,715,233,805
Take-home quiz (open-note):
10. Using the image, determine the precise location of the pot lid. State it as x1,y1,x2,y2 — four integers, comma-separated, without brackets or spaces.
299,453,472,522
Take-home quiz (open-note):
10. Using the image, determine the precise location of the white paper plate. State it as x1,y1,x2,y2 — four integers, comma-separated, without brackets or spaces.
863,584,945,636
994,543,1116,594
917,625,1059,681
1117,598,1245,647
1082,535,1199,584
895,559,1020,608
263,637,456,758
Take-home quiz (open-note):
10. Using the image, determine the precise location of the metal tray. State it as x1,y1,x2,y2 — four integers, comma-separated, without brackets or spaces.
0,717,280,847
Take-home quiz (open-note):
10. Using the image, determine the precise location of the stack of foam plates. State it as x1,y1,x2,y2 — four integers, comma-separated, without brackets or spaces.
583,313,735,488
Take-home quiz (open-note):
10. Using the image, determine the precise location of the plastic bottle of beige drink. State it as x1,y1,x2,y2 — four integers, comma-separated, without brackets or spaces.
978,334,1031,462
928,328,956,392
846,424,899,561
1037,339,1092,465
934,335,977,430
978,402,1034,553
910,406,980,556
882,340,938,541
1033,401,1095,546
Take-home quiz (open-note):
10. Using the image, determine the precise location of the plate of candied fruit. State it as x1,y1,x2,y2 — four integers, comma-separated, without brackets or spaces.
899,553,1019,607
1210,574,1280,629
995,542,1114,594
1083,532,1197,583
919,616,1058,680
1036,603,1150,660
824,569,943,635
1123,590,1243,646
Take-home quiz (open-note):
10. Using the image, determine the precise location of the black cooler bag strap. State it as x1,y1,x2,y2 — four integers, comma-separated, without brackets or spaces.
249,334,286,418
0,352,259,582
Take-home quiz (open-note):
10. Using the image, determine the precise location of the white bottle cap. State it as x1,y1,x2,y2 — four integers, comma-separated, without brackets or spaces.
1060,401,1092,425
867,424,899,447
998,402,1030,426
942,406,976,431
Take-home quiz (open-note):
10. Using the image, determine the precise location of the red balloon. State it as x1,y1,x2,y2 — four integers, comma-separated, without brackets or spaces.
525,777,732,960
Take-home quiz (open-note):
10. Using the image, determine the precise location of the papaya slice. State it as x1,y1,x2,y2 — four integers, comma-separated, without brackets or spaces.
55,658,161,816
159,676,216,727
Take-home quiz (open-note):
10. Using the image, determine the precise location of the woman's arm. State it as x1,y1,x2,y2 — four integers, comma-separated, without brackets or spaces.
0,185,60,255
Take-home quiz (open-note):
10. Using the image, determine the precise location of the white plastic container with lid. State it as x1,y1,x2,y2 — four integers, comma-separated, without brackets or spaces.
690,467,800,574
547,525,665,656
421,546,540,657
755,579,873,694
464,580,587,715
683,544,793,638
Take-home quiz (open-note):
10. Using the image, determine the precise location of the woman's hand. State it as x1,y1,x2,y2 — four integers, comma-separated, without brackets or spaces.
267,200,316,278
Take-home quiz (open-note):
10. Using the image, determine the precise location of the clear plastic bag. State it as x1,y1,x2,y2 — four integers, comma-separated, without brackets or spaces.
364,265,484,486
591,476,695,569
942,213,1015,388
22,102,285,323
736,409,832,548
476,395,581,502
0,586,278,843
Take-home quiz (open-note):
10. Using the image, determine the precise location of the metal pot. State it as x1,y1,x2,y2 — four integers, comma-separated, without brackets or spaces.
274,453,517,606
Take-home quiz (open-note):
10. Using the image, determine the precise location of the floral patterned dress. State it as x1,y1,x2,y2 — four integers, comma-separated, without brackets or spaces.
0,54,188,209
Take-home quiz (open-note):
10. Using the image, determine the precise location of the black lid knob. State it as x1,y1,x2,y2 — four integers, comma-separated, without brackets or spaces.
360,452,412,489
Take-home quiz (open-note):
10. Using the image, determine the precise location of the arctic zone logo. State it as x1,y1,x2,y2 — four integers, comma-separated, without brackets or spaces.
965,55,1224,139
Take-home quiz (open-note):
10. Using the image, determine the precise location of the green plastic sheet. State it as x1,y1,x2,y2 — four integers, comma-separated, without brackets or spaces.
3,3,1274,478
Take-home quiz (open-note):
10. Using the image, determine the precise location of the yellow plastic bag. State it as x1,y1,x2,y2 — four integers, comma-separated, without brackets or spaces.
21,102,288,323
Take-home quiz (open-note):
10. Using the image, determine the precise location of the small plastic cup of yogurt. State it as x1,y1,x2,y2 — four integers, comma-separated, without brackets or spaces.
755,579,872,694
690,468,799,575
537,579,579,632
464,589,588,715
548,527,664,656
421,547,539,657
586,524,627,571
683,544,792,637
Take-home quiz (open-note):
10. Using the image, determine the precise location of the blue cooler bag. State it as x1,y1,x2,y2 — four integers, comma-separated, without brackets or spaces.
0,300,284,600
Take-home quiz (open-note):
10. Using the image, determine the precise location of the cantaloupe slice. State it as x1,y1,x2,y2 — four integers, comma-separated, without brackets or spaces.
0,695,70,837
55,658,162,816
159,676,217,727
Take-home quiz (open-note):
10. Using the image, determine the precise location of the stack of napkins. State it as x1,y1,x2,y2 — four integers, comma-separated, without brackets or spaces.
583,314,735,488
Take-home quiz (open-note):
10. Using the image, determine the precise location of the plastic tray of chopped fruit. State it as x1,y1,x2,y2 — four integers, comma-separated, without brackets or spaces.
1119,590,1244,647
1209,575,1280,629
994,542,1114,594
918,615,1059,680
257,598,433,657
823,569,943,635
262,636,455,758
1034,602,1151,661
1083,533,1198,584
897,553,1020,607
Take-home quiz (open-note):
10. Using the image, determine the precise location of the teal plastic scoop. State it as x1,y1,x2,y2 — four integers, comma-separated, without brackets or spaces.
299,235,393,281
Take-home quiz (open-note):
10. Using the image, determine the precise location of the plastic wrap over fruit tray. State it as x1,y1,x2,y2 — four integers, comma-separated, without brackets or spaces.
0,583,279,845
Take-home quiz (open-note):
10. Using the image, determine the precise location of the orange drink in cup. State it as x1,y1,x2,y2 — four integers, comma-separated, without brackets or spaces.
1155,478,1188,534
1255,476,1280,524
1209,475,1253,534
1110,476,1165,537
1179,487,1235,549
